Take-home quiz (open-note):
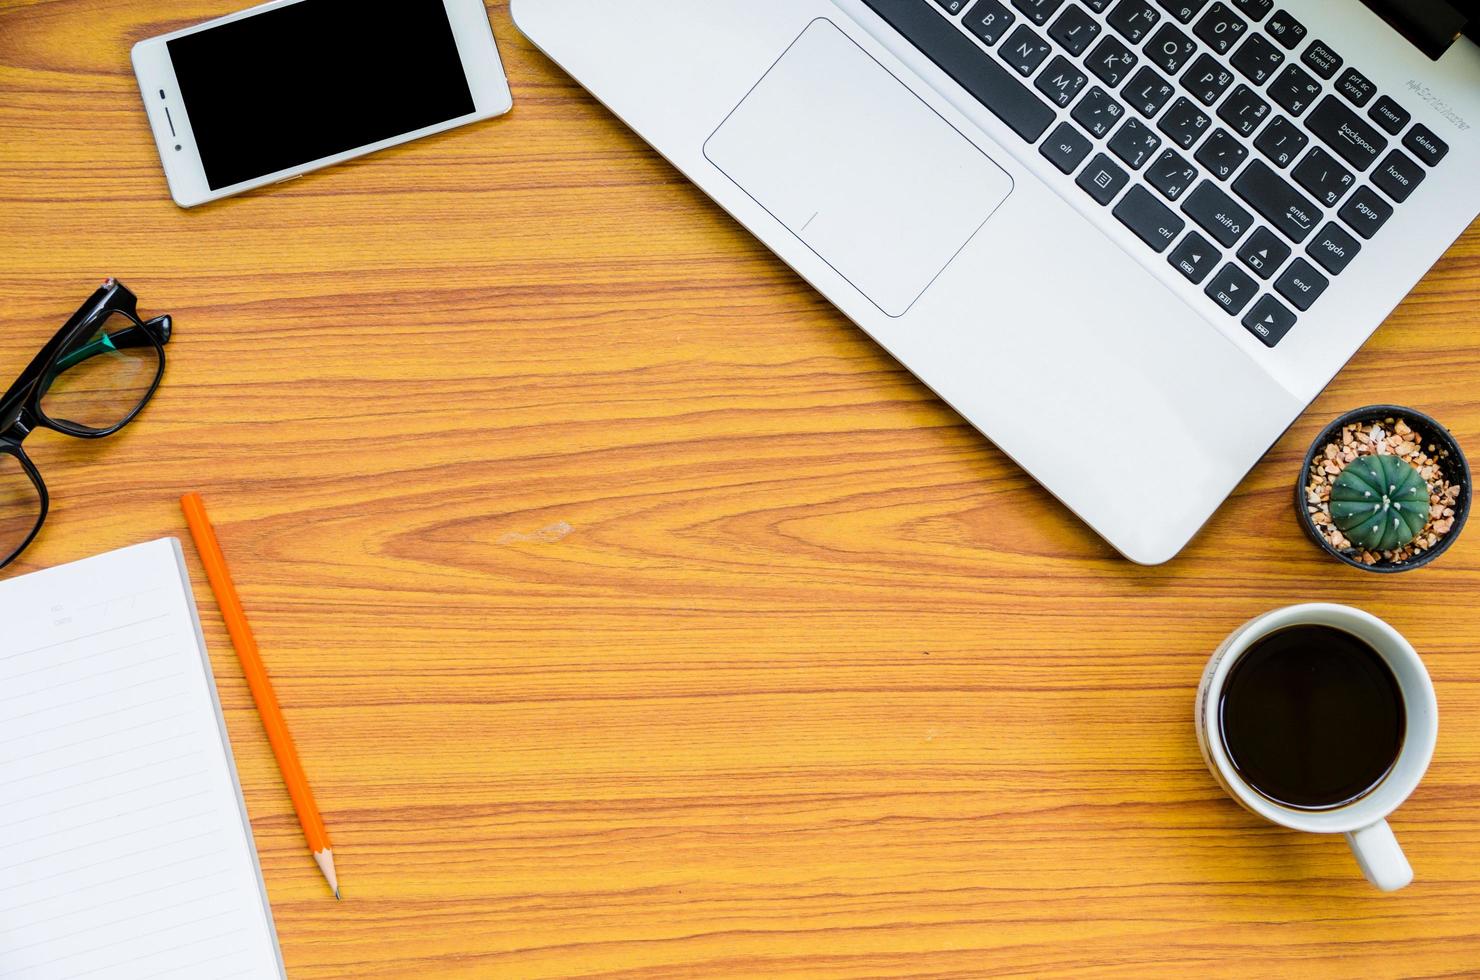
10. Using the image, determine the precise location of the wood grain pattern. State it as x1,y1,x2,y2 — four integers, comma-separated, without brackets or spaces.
3,3,1480,976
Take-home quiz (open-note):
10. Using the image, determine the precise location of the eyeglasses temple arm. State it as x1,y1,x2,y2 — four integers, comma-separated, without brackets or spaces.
52,316,172,373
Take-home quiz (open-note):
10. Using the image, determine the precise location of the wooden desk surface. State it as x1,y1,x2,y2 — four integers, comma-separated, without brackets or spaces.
4,3,1480,976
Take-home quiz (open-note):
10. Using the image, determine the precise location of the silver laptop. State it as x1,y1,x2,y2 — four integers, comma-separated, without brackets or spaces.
512,0,1480,563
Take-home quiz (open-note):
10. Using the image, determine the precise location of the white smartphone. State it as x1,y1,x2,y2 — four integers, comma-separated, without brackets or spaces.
131,0,513,208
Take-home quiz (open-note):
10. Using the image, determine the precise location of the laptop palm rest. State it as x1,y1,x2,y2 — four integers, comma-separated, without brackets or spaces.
703,19,1013,318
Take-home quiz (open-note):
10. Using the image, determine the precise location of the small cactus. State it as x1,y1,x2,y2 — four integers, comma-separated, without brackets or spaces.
1329,454,1430,552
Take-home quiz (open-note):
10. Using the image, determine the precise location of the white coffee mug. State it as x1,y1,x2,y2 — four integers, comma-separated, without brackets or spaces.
1196,603,1438,891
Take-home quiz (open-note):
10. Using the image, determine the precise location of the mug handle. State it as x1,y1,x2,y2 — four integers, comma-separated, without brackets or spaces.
1344,820,1413,891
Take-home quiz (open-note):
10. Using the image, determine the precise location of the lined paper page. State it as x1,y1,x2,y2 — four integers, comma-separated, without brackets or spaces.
0,539,284,980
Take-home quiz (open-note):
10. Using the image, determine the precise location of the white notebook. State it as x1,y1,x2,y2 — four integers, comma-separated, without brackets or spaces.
0,539,285,980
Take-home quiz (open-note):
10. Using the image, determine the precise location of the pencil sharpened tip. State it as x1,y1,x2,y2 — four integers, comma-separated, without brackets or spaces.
334,888,341,901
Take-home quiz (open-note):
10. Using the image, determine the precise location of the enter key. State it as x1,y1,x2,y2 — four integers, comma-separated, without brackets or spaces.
1233,159,1321,243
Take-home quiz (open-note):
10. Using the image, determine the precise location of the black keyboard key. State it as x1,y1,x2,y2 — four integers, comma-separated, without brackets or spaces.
859,1,1057,141
1181,54,1233,105
1218,84,1270,136
1013,0,1069,26
1169,230,1219,281
1275,256,1328,310
1292,145,1355,207
1372,149,1425,203
1077,152,1130,203
1230,33,1284,85
1253,115,1308,168
1306,95,1387,169
1072,86,1126,136
1193,2,1247,54
964,0,1018,44
1264,8,1305,48
1336,67,1375,107
1047,4,1101,54
1301,41,1343,79
1234,159,1321,242
1268,63,1321,116
1002,25,1053,74
1205,262,1258,314
1154,0,1211,23
1182,180,1253,245
1306,221,1361,274
1195,127,1247,179
1236,226,1291,279
1158,97,1211,148
1242,294,1297,346
1337,185,1393,239
1125,67,1176,117
1109,116,1162,168
1403,124,1449,166
1231,0,1272,21
1107,0,1161,42
1040,121,1094,173
1148,148,1199,199
1088,35,1139,87
936,0,970,12
1084,0,1111,10
1146,23,1198,73
1114,185,1186,251
1036,56,1089,106
1367,95,1410,135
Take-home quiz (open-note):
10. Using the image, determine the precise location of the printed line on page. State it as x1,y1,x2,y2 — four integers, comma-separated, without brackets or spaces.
0,889,235,956
0,612,170,663
0,650,178,706
149,946,251,979
0,732,191,791
52,925,248,980
0,695,187,750
0,792,212,853
6,750,201,807
0,834,222,911
1,869,230,935
0,712,189,768
0,635,169,685
58,925,249,980
0,671,185,726
0,770,209,831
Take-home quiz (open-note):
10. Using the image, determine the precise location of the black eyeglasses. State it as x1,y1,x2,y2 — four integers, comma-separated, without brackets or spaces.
1,279,173,571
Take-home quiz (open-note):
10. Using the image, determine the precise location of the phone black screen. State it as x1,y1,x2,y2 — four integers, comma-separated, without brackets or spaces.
168,0,476,189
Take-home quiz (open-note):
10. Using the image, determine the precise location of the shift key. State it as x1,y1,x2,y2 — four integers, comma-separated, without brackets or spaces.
1306,95,1387,170
1233,160,1321,242
1181,181,1252,247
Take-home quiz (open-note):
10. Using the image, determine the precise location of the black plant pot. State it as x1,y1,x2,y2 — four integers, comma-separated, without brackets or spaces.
1296,405,1471,573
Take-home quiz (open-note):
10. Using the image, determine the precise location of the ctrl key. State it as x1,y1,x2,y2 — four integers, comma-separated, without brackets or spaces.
1242,294,1297,347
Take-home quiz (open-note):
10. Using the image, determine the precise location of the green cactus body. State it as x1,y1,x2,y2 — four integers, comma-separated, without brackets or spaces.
1329,454,1430,552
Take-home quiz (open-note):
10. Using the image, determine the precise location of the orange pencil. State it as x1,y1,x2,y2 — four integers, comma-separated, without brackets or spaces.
180,492,340,900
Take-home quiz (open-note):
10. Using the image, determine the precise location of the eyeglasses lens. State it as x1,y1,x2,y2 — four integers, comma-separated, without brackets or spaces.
1,452,42,566
38,311,161,432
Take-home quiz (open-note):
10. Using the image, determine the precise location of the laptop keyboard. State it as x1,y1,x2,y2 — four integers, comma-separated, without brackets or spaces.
859,0,1450,348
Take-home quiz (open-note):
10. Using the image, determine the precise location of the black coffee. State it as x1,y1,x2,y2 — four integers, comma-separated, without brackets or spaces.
1219,625,1405,810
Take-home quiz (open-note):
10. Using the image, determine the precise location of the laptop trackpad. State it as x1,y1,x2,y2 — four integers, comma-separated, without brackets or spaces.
704,19,1012,318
